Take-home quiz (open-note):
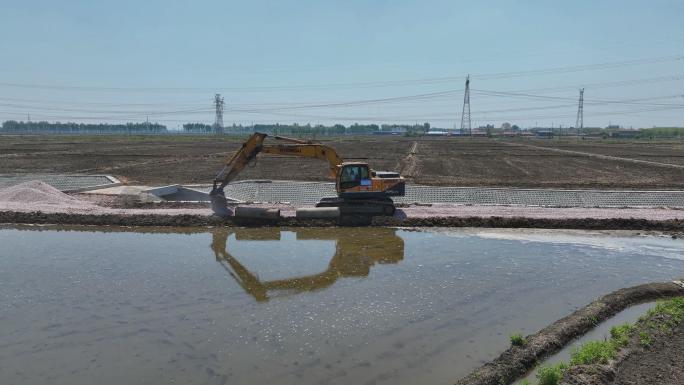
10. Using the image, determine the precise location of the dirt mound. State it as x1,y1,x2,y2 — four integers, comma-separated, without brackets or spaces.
0,180,100,213
0,180,80,205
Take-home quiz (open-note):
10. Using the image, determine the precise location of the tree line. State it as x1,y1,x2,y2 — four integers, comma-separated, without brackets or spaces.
1,120,167,133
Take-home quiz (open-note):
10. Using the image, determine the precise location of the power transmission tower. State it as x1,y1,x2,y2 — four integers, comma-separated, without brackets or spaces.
460,75,472,136
213,94,225,134
575,88,584,137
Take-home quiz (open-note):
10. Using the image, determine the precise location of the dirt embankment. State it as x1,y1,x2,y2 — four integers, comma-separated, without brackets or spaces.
561,297,684,385
455,282,684,385
609,323,684,385
4,210,684,232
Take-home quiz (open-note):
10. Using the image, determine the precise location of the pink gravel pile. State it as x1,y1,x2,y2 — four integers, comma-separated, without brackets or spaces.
0,180,213,215
0,180,99,212
0,180,80,204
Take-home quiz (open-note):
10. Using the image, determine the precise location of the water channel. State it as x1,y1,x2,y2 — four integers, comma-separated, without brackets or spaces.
1,226,682,385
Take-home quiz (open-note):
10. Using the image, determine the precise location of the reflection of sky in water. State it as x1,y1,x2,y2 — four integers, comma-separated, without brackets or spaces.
434,228,684,261
1,226,683,385
228,231,336,281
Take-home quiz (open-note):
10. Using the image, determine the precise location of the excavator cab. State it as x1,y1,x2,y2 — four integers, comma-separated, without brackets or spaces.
339,163,371,190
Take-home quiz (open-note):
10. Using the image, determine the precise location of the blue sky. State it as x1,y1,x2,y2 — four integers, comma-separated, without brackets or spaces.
1,0,683,128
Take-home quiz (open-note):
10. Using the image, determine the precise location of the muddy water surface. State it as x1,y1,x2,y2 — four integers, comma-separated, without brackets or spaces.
1,226,683,385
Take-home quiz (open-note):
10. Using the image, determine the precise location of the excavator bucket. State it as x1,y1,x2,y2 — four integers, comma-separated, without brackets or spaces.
209,188,232,217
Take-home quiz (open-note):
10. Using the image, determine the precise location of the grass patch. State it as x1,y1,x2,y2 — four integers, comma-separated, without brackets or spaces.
570,322,635,365
515,298,684,385
650,297,684,322
570,299,684,365
510,333,527,347
536,363,567,385
639,331,652,348
609,323,633,347
570,340,616,365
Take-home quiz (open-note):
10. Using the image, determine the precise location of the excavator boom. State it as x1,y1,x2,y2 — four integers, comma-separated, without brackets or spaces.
210,133,345,216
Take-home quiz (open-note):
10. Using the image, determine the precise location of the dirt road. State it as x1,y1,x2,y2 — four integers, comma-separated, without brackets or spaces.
504,141,684,170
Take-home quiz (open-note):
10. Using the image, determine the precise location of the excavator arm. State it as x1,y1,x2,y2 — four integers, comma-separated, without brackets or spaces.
210,132,344,216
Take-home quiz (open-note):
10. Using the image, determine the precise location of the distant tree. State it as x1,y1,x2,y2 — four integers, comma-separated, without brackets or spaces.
1,120,167,133
183,123,212,133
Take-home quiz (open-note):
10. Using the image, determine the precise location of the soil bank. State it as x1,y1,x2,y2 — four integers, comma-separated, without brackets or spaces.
3,210,684,231
455,282,684,385
560,298,684,385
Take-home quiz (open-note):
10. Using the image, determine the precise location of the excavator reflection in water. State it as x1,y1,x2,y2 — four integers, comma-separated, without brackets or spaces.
210,228,405,302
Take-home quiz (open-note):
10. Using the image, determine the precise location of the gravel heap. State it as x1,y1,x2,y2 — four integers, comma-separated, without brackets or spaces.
0,180,214,216
0,180,80,204
0,180,98,212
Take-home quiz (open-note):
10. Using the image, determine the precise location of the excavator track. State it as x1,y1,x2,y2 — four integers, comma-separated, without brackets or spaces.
315,197,396,216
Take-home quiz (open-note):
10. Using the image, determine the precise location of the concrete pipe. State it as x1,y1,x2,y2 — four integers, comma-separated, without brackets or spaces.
234,206,280,219
296,207,341,219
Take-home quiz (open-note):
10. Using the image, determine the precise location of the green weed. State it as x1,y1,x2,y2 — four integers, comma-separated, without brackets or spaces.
570,340,616,365
510,333,527,347
639,331,652,348
609,323,633,347
536,362,567,385
651,297,684,322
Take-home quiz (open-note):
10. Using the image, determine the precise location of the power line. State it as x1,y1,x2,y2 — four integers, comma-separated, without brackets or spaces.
212,103,684,123
2,73,682,111
229,89,464,113
0,54,681,93
0,102,211,115
472,89,684,107
472,54,684,80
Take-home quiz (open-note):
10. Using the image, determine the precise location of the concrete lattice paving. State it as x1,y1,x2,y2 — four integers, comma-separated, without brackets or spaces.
217,180,684,208
0,175,119,192
4,174,684,208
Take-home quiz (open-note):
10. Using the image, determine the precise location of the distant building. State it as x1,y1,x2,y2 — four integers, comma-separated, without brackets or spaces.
535,131,554,138
611,129,641,139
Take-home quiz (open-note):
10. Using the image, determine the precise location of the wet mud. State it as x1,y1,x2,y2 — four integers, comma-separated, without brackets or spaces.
455,282,684,385
2,210,684,232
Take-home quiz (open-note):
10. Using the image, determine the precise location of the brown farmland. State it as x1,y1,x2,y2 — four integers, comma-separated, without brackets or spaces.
2,135,684,189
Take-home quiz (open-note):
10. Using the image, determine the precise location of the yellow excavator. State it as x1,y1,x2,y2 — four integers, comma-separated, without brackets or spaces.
209,133,405,216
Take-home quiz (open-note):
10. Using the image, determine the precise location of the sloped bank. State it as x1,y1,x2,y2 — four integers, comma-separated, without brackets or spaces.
559,297,684,385
2,210,684,231
455,282,684,385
